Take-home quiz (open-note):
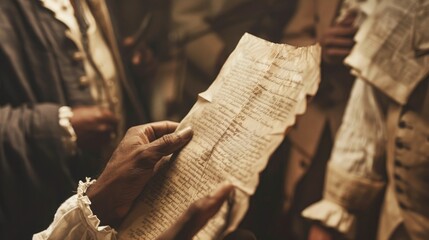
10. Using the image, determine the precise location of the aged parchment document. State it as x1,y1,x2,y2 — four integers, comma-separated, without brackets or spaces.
345,0,429,104
118,33,320,239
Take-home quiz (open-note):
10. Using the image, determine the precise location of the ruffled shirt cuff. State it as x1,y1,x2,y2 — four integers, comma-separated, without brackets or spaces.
302,200,357,238
33,178,117,240
302,164,385,238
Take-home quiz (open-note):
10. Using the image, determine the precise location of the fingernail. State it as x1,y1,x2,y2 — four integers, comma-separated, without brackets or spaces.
176,126,193,140
209,182,234,199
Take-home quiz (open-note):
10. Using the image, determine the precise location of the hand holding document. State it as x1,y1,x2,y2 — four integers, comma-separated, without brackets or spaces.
119,33,321,239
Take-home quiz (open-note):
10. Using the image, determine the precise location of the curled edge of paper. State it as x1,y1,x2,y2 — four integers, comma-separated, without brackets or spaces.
269,43,322,136
198,91,213,102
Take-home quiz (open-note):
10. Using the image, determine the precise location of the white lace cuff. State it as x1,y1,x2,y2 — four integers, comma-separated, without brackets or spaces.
77,178,117,235
302,164,385,238
302,199,356,237
33,178,117,240
59,106,77,156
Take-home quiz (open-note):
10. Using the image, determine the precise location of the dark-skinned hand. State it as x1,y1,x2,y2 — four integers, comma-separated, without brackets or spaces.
157,184,235,240
123,37,158,78
86,121,248,239
86,121,193,227
308,224,334,240
320,11,358,65
70,106,118,152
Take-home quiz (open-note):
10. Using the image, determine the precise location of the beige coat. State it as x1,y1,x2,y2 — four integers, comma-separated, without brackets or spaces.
303,78,429,240
379,80,429,240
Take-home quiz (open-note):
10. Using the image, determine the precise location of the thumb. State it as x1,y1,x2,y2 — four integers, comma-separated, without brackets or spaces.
151,126,193,155
137,127,193,168
157,184,234,240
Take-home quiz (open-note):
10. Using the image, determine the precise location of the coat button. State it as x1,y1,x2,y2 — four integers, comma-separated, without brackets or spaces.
398,120,407,128
395,139,405,149
300,159,308,169
395,186,404,194
394,159,403,168
393,173,402,181
79,76,89,87
398,202,407,209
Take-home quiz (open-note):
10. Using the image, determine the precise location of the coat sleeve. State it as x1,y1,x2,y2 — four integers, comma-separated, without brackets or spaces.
0,3,81,238
0,103,77,238
0,103,71,178
0,4,73,186
302,79,387,237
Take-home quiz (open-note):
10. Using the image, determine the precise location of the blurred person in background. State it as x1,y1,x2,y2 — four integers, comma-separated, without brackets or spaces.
164,0,296,120
0,0,148,238
303,0,429,239
305,65,429,240
108,0,172,121
239,0,362,239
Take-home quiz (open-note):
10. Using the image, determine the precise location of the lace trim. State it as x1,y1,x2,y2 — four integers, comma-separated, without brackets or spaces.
77,178,117,235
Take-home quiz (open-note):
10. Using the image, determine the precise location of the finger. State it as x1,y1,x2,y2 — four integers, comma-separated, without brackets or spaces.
323,37,355,48
326,26,357,38
146,126,193,155
157,184,234,240
136,127,193,168
325,48,352,58
123,121,178,142
148,121,180,140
